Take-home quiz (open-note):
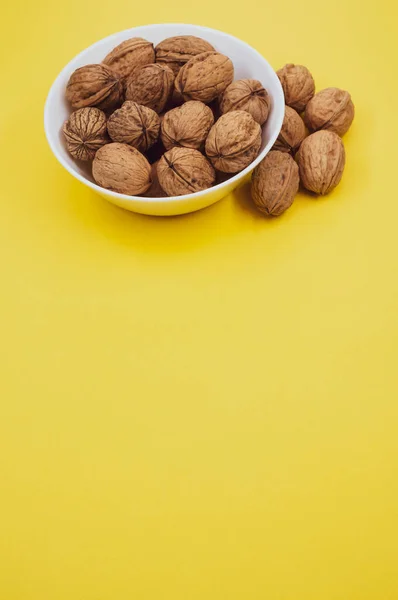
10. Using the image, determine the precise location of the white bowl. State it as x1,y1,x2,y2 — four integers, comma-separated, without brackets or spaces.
44,23,284,216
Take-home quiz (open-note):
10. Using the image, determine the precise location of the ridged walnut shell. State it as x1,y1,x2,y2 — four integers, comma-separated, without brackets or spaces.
66,64,123,112
220,79,270,125
304,87,355,136
155,35,215,76
92,143,152,195
205,110,262,173
125,64,175,114
103,37,155,80
277,64,315,112
273,106,306,154
142,161,167,198
157,147,215,196
107,101,160,153
161,101,214,150
63,107,108,161
175,52,234,104
296,130,345,195
251,151,299,216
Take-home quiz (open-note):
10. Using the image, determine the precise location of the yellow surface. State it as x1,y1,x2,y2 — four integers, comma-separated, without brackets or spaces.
1,1,398,598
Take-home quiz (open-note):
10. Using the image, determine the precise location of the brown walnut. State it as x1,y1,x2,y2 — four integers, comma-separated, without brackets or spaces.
125,64,175,114
161,101,214,150
107,101,160,153
102,37,155,80
273,106,306,154
277,64,315,112
92,143,152,195
155,35,215,75
304,87,355,136
296,130,345,194
157,147,215,196
205,110,262,173
63,107,108,161
251,151,299,216
175,52,234,104
220,79,270,125
66,64,123,111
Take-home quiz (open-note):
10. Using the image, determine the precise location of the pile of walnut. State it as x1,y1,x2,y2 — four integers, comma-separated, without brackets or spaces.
63,35,271,199
252,64,354,216
63,38,355,217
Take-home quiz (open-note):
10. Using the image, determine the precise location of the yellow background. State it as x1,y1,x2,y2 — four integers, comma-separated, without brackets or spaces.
1,0,398,598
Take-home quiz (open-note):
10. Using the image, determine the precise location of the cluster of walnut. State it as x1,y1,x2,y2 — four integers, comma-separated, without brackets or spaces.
251,64,355,217
63,35,271,197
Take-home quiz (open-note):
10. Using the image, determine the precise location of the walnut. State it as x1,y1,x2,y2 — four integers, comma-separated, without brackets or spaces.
220,79,270,125
251,151,299,216
142,161,167,198
63,107,108,161
157,147,215,196
125,64,174,114
205,110,262,173
277,64,315,112
304,87,355,136
107,101,160,152
155,36,215,76
102,37,155,80
92,142,152,195
161,101,214,150
296,130,345,194
272,106,306,154
66,64,123,111
175,52,234,104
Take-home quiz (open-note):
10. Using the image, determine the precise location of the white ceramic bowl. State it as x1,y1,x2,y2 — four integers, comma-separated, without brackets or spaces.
44,24,284,216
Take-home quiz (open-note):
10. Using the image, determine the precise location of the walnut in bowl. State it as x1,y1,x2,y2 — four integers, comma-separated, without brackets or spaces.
45,24,284,215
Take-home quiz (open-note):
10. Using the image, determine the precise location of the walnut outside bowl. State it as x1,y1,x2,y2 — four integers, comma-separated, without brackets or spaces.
44,24,284,216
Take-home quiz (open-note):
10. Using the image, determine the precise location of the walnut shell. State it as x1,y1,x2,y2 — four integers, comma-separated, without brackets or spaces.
157,147,215,196
103,37,155,80
251,151,299,216
277,64,315,112
220,79,270,125
175,52,234,104
142,161,167,198
66,64,123,111
107,101,160,152
92,143,151,195
296,130,345,195
63,107,108,161
272,106,306,154
205,110,262,173
161,101,214,150
155,35,215,76
125,64,174,114
304,87,355,136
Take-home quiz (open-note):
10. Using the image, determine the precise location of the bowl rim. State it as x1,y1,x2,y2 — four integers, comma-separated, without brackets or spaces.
44,23,284,206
